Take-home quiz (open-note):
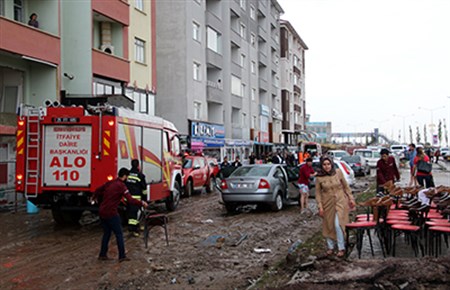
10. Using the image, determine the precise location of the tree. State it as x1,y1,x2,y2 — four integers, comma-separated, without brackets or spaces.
416,126,421,144
438,120,442,145
444,120,449,146
423,124,427,144
409,125,413,144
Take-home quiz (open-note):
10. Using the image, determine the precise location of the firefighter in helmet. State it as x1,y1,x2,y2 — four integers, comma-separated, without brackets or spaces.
125,159,147,237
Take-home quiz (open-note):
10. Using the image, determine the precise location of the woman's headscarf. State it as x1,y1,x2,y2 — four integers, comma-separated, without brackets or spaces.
316,155,336,177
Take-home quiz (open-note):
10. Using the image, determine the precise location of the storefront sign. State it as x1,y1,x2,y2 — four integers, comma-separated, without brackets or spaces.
190,121,225,148
260,104,270,117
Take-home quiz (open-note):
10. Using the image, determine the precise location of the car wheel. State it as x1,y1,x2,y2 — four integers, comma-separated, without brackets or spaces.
224,202,237,213
185,179,193,197
206,175,215,193
270,193,283,211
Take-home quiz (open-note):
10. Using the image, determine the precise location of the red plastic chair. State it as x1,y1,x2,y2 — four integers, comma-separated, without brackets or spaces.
391,224,423,257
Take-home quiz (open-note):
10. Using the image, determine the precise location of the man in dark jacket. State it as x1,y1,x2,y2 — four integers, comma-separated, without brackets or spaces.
92,168,148,262
376,149,400,194
126,159,147,237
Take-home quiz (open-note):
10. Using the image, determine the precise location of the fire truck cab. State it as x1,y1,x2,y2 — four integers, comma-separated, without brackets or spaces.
16,103,183,224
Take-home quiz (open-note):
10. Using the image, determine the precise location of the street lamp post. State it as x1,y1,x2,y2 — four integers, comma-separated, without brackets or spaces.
418,106,445,145
393,114,414,144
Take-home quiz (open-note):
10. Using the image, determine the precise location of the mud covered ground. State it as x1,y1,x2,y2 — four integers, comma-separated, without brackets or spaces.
0,165,449,290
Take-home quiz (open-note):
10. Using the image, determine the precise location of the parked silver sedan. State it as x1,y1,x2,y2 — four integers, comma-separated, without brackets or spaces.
218,164,299,213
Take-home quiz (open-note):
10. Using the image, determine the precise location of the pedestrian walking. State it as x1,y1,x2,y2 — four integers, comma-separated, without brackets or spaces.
413,147,434,188
376,148,400,195
92,168,148,262
125,159,147,237
434,148,440,163
298,157,316,211
407,144,418,187
232,156,242,167
315,156,355,257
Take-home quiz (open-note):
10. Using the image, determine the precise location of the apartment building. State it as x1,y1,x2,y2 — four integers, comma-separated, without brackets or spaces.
155,0,283,158
0,0,156,190
279,19,308,145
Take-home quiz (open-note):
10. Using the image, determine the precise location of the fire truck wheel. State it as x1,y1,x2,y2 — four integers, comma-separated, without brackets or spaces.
51,208,82,225
185,179,193,197
166,181,181,211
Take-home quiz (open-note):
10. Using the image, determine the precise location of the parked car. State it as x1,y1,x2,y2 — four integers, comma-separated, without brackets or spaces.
341,155,370,176
182,155,213,196
390,144,408,161
326,150,350,160
218,164,299,213
440,147,449,161
353,149,380,168
308,159,355,198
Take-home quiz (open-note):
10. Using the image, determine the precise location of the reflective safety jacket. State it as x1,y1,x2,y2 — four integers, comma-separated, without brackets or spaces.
126,168,147,200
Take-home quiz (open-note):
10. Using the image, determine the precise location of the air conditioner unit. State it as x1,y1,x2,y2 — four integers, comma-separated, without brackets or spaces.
100,44,114,54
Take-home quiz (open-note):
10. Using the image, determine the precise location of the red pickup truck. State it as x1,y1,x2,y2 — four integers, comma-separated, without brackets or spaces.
182,155,216,196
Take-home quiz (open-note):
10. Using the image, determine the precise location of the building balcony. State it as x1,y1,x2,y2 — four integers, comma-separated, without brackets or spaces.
231,123,243,139
92,0,130,25
294,124,303,131
231,94,243,108
206,81,223,104
259,77,268,92
230,29,241,48
206,49,223,69
294,104,301,112
293,84,301,94
0,17,60,65
293,65,301,75
92,49,130,82
258,51,268,66
258,26,268,41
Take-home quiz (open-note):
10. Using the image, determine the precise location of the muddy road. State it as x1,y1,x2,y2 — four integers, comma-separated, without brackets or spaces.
0,186,325,290
1,165,449,290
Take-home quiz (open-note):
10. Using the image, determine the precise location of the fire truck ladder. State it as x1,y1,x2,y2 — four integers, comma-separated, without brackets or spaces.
24,107,44,198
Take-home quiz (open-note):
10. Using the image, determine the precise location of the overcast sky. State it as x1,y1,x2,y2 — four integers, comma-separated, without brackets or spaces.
278,0,450,144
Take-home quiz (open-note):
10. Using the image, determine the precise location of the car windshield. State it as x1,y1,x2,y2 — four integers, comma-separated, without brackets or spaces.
183,159,192,169
342,156,360,163
230,166,271,177
355,151,372,158
335,151,349,158
391,146,404,150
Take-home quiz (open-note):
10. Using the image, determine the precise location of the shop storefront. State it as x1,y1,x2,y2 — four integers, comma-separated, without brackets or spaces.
189,120,225,160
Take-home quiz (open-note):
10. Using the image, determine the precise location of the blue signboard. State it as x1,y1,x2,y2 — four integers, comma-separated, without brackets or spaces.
190,121,225,148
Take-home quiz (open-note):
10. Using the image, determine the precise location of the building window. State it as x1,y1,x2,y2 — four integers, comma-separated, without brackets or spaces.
240,83,246,98
250,33,256,47
252,115,256,129
250,5,256,20
207,27,221,53
240,0,246,10
251,88,256,101
251,61,256,74
193,62,201,81
242,113,247,127
193,22,200,41
231,75,241,96
194,101,201,120
134,38,145,63
135,0,144,11
239,23,246,38
240,53,246,67
0,0,5,16
14,0,22,22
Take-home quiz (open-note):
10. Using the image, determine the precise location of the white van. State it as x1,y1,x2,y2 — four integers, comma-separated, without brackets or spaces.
353,149,380,168
390,144,408,160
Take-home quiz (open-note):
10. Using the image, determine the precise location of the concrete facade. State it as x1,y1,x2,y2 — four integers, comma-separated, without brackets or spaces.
155,0,284,143
279,20,308,144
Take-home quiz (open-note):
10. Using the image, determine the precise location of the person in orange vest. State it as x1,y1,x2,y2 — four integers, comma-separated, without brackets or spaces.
298,151,304,164
303,150,311,161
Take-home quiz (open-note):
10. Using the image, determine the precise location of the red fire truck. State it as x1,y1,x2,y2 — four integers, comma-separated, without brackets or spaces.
16,103,183,224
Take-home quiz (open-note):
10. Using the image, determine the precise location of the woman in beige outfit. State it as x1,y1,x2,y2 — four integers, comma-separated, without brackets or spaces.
315,156,355,257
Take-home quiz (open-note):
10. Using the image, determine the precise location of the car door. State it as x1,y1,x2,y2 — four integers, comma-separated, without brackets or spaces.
284,167,300,200
192,158,203,187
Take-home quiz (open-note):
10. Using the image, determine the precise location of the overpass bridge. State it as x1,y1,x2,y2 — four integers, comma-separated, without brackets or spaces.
330,131,396,145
